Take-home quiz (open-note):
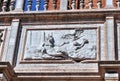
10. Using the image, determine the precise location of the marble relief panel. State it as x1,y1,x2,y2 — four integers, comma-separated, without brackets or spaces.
22,28,99,62
0,29,6,59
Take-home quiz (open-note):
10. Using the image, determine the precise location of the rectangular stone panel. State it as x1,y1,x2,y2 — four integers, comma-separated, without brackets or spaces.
0,29,6,60
118,24,120,60
20,27,100,63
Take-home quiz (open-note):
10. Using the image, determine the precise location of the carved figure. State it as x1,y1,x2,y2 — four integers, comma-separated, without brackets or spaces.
41,34,68,60
24,29,96,62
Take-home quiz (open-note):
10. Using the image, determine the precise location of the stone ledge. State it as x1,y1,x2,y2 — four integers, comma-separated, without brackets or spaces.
0,62,14,81
0,9,120,18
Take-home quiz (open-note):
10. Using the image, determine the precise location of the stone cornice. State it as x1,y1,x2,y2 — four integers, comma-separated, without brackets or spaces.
0,62,15,81
0,9,120,18
0,61,120,81
1,9,120,25
98,61,120,78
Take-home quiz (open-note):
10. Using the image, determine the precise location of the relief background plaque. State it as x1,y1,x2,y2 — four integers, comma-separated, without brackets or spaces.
21,28,99,63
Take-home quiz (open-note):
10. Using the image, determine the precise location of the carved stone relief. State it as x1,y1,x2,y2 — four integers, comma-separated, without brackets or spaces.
0,29,5,59
0,30,4,47
24,28,97,62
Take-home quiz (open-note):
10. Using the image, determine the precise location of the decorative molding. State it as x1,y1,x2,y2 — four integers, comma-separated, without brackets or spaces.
9,0,15,11
0,62,14,81
27,0,32,11
0,28,6,60
88,0,92,9
36,0,40,11
19,26,100,64
98,61,120,79
79,0,84,9
53,0,57,10
44,0,48,10
97,0,101,9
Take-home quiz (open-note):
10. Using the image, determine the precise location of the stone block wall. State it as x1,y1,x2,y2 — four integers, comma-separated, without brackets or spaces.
0,0,119,81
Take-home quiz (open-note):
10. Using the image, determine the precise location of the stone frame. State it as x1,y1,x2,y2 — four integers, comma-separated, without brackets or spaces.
0,28,6,60
19,26,100,64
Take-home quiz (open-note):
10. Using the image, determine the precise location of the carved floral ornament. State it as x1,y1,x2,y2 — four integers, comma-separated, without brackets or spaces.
23,28,97,62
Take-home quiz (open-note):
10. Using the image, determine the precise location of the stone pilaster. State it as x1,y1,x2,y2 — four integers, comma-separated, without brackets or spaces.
106,0,114,8
105,73,119,81
105,16,116,60
15,0,24,11
60,0,68,10
6,19,20,65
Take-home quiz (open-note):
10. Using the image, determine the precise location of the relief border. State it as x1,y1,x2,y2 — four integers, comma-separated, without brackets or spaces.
20,26,100,64
0,28,7,60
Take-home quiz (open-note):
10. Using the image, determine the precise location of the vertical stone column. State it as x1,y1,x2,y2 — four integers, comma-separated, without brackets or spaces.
60,0,68,10
6,19,20,65
118,18,120,60
106,0,114,8
105,16,116,60
15,0,24,11
105,73,119,81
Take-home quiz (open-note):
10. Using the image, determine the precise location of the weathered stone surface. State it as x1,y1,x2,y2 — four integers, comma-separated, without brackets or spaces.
60,0,68,10
106,0,114,8
15,0,24,11
6,19,20,64
105,73,119,81
24,29,97,62
0,0,119,81
105,16,116,60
